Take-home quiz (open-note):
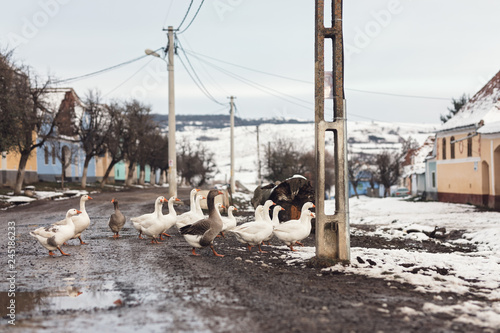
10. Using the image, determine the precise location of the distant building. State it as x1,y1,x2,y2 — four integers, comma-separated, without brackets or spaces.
434,70,500,209
402,136,435,196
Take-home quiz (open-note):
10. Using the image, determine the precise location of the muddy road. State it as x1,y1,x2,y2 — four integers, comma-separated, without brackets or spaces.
0,187,489,332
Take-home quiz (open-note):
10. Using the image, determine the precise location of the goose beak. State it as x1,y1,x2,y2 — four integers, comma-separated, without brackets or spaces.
175,198,181,201
88,196,93,200
196,188,201,192
76,210,82,214
234,207,238,211
221,205,226,209
310,212,315,217
312,204,316,208
218,190,223,195
281,207,285,211
111,199,115,203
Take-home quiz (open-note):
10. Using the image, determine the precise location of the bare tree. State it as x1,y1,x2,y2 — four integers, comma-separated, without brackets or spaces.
76,89,112,189
348,157,365,199
0,52,60,195
375,151,401,197
177,139,216,186
264,137,302,182
121,100,154,187
0,51,24,153
48,139,79,189
100,101,126,188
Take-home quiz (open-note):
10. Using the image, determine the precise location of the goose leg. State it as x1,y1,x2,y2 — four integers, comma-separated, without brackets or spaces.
191,248,200,256
295,241,304,247
257,244,268,253
288,244,297,252
138,233,143,239
246,245,253,252
57,246,70,256
48,251,55,256
162,233,171,237
210,245,224,257
78,236,88,245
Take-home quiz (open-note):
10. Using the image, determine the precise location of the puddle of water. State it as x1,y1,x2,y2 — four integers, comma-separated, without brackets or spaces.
0,286,122,317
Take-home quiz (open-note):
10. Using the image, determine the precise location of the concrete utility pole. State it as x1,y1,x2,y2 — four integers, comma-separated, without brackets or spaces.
229,96,236,194
167,26,177,198
314,0,350,264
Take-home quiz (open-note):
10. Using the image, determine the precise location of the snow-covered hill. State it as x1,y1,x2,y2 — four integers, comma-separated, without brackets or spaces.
175,119,439,190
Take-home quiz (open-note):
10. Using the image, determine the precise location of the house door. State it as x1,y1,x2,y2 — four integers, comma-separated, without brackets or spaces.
494,145,500,196
482,161,490,207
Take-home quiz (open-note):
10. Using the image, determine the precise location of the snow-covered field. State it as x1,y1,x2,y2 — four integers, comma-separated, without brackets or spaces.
177,120,438,190
284,196,500,330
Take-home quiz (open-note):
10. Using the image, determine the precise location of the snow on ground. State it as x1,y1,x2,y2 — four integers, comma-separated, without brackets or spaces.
282,196,500,329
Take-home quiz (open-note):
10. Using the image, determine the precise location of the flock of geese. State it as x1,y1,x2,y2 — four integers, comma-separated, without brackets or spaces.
30,189,316,257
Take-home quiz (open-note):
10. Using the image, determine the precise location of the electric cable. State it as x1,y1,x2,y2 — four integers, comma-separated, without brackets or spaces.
178,0,205,34
176,0,194,31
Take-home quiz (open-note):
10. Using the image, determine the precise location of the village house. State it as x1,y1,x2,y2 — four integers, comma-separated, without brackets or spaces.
432,70,500,209
401,136,435,196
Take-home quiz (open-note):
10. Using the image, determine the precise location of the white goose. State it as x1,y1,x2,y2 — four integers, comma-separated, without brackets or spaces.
220,205,238,237
180,189,225,257
31,209,81,256
273,203,315,251
141,196,180,244
176,189,200,227
261,200,275,224
159,196,181,239
55,194,93,244
262,204,285,244
228,205,273,253
130,196,165,239
176,194,205,230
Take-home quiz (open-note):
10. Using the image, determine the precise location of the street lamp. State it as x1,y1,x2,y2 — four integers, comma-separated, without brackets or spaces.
145,26,177,198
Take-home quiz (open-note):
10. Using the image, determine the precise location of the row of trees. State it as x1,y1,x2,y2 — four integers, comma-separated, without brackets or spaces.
1,51,215,195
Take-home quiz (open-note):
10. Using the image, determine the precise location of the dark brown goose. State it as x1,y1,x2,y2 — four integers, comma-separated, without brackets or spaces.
180,189,224,257
108,198,126,238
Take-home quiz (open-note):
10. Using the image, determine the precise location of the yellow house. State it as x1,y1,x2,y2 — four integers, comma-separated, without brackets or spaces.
435,70,500,209
1,133,38,187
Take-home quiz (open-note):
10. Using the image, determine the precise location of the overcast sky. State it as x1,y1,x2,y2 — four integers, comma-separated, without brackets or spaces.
1,0,499,124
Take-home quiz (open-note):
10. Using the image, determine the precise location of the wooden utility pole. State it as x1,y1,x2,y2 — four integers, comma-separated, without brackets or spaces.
314,0,350,264
229,96,236,194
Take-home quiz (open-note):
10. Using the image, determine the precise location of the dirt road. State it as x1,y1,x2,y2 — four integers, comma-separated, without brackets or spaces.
0,187,489,332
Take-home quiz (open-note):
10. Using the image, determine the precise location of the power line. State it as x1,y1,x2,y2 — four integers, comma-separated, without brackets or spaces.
161,0,175,30
346,88,450,101
53,52,155,84
183,49,452,101
187,52,314,110
184,49,312,84
178,0,205,34
176,0,194,31
103,57,155,97
176,38,226,105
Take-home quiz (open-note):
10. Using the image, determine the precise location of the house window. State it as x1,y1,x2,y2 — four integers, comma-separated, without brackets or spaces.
52,147,56,164
467,134,473,157
442,138,446,160
432,171,436,188
450,136,455,159
44,147,49,164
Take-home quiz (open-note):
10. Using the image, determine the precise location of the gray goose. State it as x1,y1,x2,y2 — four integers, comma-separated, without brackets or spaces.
108,198,126,238
180,189,224,257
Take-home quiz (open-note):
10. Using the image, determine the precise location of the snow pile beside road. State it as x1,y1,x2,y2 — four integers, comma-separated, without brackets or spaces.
282,196,500,330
